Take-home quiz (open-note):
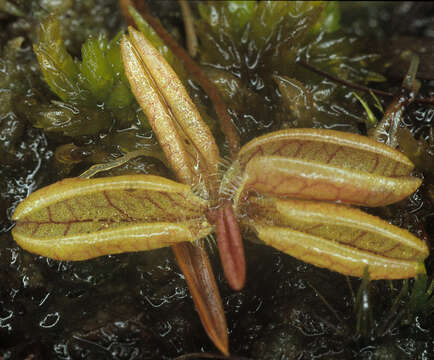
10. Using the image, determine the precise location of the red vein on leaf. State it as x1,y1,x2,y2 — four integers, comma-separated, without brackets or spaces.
133,2,240,158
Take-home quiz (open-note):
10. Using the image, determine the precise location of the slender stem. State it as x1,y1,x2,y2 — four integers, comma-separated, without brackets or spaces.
136,2,240,158
345,275,356,305
378,308,406,337
172,242,229,356
118,0,135,25
298,60,394,98
377,280,409,337
299,60,434,105
179,0,198,57
307,281,346,326
410,96,434,104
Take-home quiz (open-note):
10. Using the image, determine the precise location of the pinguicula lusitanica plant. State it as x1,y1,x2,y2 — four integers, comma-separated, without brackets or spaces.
11,4,429,356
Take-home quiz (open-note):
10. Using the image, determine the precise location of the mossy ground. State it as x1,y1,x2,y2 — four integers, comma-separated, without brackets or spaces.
0,1,433,359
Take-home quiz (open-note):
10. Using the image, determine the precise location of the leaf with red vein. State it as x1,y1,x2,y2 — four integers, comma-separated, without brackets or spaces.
12,175,212,260
121,27,220,196
172,242,229,356
243,196,428,279
239,156,421,207
215,201,246,291
235,129,422,207
238,128,415,176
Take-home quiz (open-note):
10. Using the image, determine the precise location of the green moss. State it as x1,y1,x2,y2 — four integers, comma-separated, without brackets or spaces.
0,0,25,17
195,1,386,138
30,9,205,137
1,3,433,358
33,16,83,103
33,17,133,110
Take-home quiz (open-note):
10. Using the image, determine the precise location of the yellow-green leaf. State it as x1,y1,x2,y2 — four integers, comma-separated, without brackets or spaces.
243,196,428,279
33,16,82,103
236,129,421,206
12,175,212,260
79,35,114,103
121,27,220,195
